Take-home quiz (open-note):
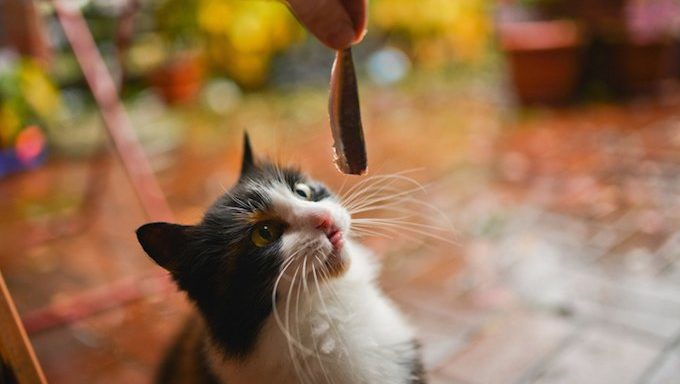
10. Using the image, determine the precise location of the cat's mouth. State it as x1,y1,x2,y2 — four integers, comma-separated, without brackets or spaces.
320,228,349,278
326,227,344,251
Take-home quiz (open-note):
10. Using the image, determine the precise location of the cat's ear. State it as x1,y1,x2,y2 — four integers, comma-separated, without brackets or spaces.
240,132,256,177
136,222,192,273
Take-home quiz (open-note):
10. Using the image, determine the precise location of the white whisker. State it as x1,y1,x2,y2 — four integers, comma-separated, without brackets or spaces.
353,220,459,245
284,266,311,384
353,217,456,234
272,255,313,354
340,169,425,202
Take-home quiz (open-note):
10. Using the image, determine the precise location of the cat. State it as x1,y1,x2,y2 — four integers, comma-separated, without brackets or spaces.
136,134,426,384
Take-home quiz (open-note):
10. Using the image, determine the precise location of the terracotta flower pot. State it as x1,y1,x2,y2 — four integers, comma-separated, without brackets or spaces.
499,20,584,105
150,53,204,105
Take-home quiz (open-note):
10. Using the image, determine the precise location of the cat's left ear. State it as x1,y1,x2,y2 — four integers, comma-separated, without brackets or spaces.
136,222,193,274
240,132,256,177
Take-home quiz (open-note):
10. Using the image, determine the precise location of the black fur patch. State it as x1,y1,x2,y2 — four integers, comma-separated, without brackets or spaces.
156,316,220,384
173,167,297,357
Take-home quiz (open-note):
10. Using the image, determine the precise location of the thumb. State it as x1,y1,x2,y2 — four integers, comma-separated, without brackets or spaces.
285,0,362,49
341,0,367,42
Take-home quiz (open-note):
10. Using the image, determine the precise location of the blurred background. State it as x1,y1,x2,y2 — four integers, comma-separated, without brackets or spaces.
1,0,680,383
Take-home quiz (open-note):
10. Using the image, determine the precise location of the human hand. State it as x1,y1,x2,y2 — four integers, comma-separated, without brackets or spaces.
284,0,367,50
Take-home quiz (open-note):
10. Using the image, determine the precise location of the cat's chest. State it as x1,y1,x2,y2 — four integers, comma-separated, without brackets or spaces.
207,281,418,384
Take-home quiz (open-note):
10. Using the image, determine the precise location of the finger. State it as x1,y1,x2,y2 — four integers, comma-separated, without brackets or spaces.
340,0,367,43
285,0,355,49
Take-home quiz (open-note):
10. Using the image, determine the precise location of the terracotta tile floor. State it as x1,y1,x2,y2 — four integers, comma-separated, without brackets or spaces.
2,83,680,383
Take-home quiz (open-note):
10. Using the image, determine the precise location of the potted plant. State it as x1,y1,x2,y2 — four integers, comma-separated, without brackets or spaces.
149,0,204,104
496,0,585,105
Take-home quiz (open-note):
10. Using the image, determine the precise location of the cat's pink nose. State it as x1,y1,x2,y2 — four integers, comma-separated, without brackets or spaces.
311,212,334,233
310,212,343,250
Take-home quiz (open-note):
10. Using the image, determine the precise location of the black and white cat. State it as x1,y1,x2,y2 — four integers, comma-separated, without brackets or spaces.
136,134,426,384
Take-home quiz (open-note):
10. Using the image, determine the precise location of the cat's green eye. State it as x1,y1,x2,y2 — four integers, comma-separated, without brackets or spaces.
294,183,313,200
251,221,283,247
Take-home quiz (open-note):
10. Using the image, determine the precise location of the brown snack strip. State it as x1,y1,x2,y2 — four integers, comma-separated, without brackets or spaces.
329,48,367,175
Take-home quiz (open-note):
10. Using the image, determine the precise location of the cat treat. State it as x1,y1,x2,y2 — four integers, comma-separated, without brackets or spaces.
329,47,368,175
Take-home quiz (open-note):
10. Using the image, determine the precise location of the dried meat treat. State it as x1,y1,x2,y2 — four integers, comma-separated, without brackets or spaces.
329,48,367,175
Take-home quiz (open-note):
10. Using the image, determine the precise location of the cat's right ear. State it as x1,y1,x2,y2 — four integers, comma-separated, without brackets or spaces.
136,222,192,274
240,132,256,177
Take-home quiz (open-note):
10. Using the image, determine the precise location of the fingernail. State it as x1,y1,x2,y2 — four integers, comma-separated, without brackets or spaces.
353,28,367,44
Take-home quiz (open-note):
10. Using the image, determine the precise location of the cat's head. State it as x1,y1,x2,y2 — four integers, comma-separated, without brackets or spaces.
136,133,352,307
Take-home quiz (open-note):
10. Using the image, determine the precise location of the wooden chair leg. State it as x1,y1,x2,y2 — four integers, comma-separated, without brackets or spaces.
0,271,46,384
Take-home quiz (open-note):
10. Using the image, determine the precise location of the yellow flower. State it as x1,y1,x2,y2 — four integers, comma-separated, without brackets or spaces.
19,61,59,119
229,12,271,53
197,0,232,34
195,0,302,87
228,53,270,88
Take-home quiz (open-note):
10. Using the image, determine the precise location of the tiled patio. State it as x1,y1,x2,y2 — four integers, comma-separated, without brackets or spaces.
2,81,680,383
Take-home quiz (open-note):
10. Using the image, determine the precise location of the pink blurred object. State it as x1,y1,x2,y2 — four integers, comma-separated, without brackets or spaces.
625,0,680,44
498,20,583,50
0,126,47,179
15,126,46,164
